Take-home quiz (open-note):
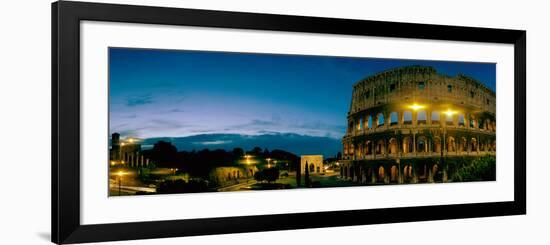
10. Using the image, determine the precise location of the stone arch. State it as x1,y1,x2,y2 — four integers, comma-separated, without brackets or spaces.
432,164,440,182
367,115,373,129
390,112,398,126
469,115,477,128
403,164,413,180
460,137,467,152
417,136,428,153
431,111,440,124
377,113,385,127
403,111,413,125
402,136,413,154
388,138,398,154
309,163,315,173
417,110,427,125
356,117,363,131
377,166,386,182
471,138,478,151
357,142,363,159
376,139,385,155
365,140,372,155
458,114,465,126
390,165,398,182
447,136,456,152
434,137,442,153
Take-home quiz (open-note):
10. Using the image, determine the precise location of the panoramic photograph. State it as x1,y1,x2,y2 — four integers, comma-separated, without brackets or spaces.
108,47,496,196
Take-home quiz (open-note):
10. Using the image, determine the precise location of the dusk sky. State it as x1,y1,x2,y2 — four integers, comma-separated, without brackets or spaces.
109,47,496,140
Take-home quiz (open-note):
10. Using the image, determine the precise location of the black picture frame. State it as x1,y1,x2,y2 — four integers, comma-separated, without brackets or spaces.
52,1,526,244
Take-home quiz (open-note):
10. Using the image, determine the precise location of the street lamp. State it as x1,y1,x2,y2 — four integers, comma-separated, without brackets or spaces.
266,158,272,168
408,103,425,111
116,171,124,196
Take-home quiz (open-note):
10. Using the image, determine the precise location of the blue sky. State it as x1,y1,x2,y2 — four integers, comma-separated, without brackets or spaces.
109,47,495,140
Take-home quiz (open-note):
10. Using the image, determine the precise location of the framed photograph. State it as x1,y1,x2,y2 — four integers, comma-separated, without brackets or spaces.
52,1,526,244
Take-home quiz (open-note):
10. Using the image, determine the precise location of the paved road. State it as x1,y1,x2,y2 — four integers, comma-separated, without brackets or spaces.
217,180,257,192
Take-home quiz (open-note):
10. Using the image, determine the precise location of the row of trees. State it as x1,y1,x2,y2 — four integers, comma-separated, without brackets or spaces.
142,141,300,178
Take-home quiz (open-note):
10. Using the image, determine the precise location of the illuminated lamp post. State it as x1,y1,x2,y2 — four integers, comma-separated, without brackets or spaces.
116,171,124,196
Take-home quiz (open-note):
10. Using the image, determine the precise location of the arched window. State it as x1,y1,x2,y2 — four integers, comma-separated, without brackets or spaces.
389,138,398,154
447,136,456,152
417,136,427,153
446,112,454,126
377,113,385,127
431,111,440,124
470,116,476,128
402,136,413,154
471,138,478,151
367,116,373,129
403,111,413,125
458,114,465,126
460,137,467,152
376,140,385,154
417,110,427,125
434,137,442,153
378,166,385,182
390,112,398,126
357,117,363,131
390,165,398,182
365,141,372,155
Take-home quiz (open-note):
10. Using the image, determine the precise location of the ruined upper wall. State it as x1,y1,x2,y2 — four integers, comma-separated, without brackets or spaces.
348,66,496,115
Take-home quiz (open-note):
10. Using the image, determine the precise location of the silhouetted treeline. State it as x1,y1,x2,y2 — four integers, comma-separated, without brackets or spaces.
142,141,299,177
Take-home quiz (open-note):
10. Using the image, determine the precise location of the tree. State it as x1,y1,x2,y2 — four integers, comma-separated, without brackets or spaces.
232,148,244,157
254,168,280,183
304,161,311,187
263,167,279,183
263,148,270,158
249,147,263,156
150,141,178,167
336,151,342,160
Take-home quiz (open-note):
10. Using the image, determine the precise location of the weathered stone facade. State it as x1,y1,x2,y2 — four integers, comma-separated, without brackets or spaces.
341,66,496,184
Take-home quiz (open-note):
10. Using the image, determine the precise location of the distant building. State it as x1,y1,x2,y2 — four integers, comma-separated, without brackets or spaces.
109,133,150,167
209,166,258,186
300,155,324,174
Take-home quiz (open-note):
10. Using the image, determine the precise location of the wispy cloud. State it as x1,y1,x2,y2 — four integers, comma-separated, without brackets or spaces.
194,140,233,145
126,94,153,107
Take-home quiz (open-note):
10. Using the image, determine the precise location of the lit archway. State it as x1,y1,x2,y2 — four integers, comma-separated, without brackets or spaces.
377,113,385,127
471,138,478,152
378,166,385,182
447,136,456,152
402,136,413,154
417,136,428,153
388,138,398,154
434,137,442,153
390,165,398,182
376,139,385,155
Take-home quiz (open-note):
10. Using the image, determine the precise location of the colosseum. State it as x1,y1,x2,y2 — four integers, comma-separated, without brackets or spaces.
341,65,496,184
